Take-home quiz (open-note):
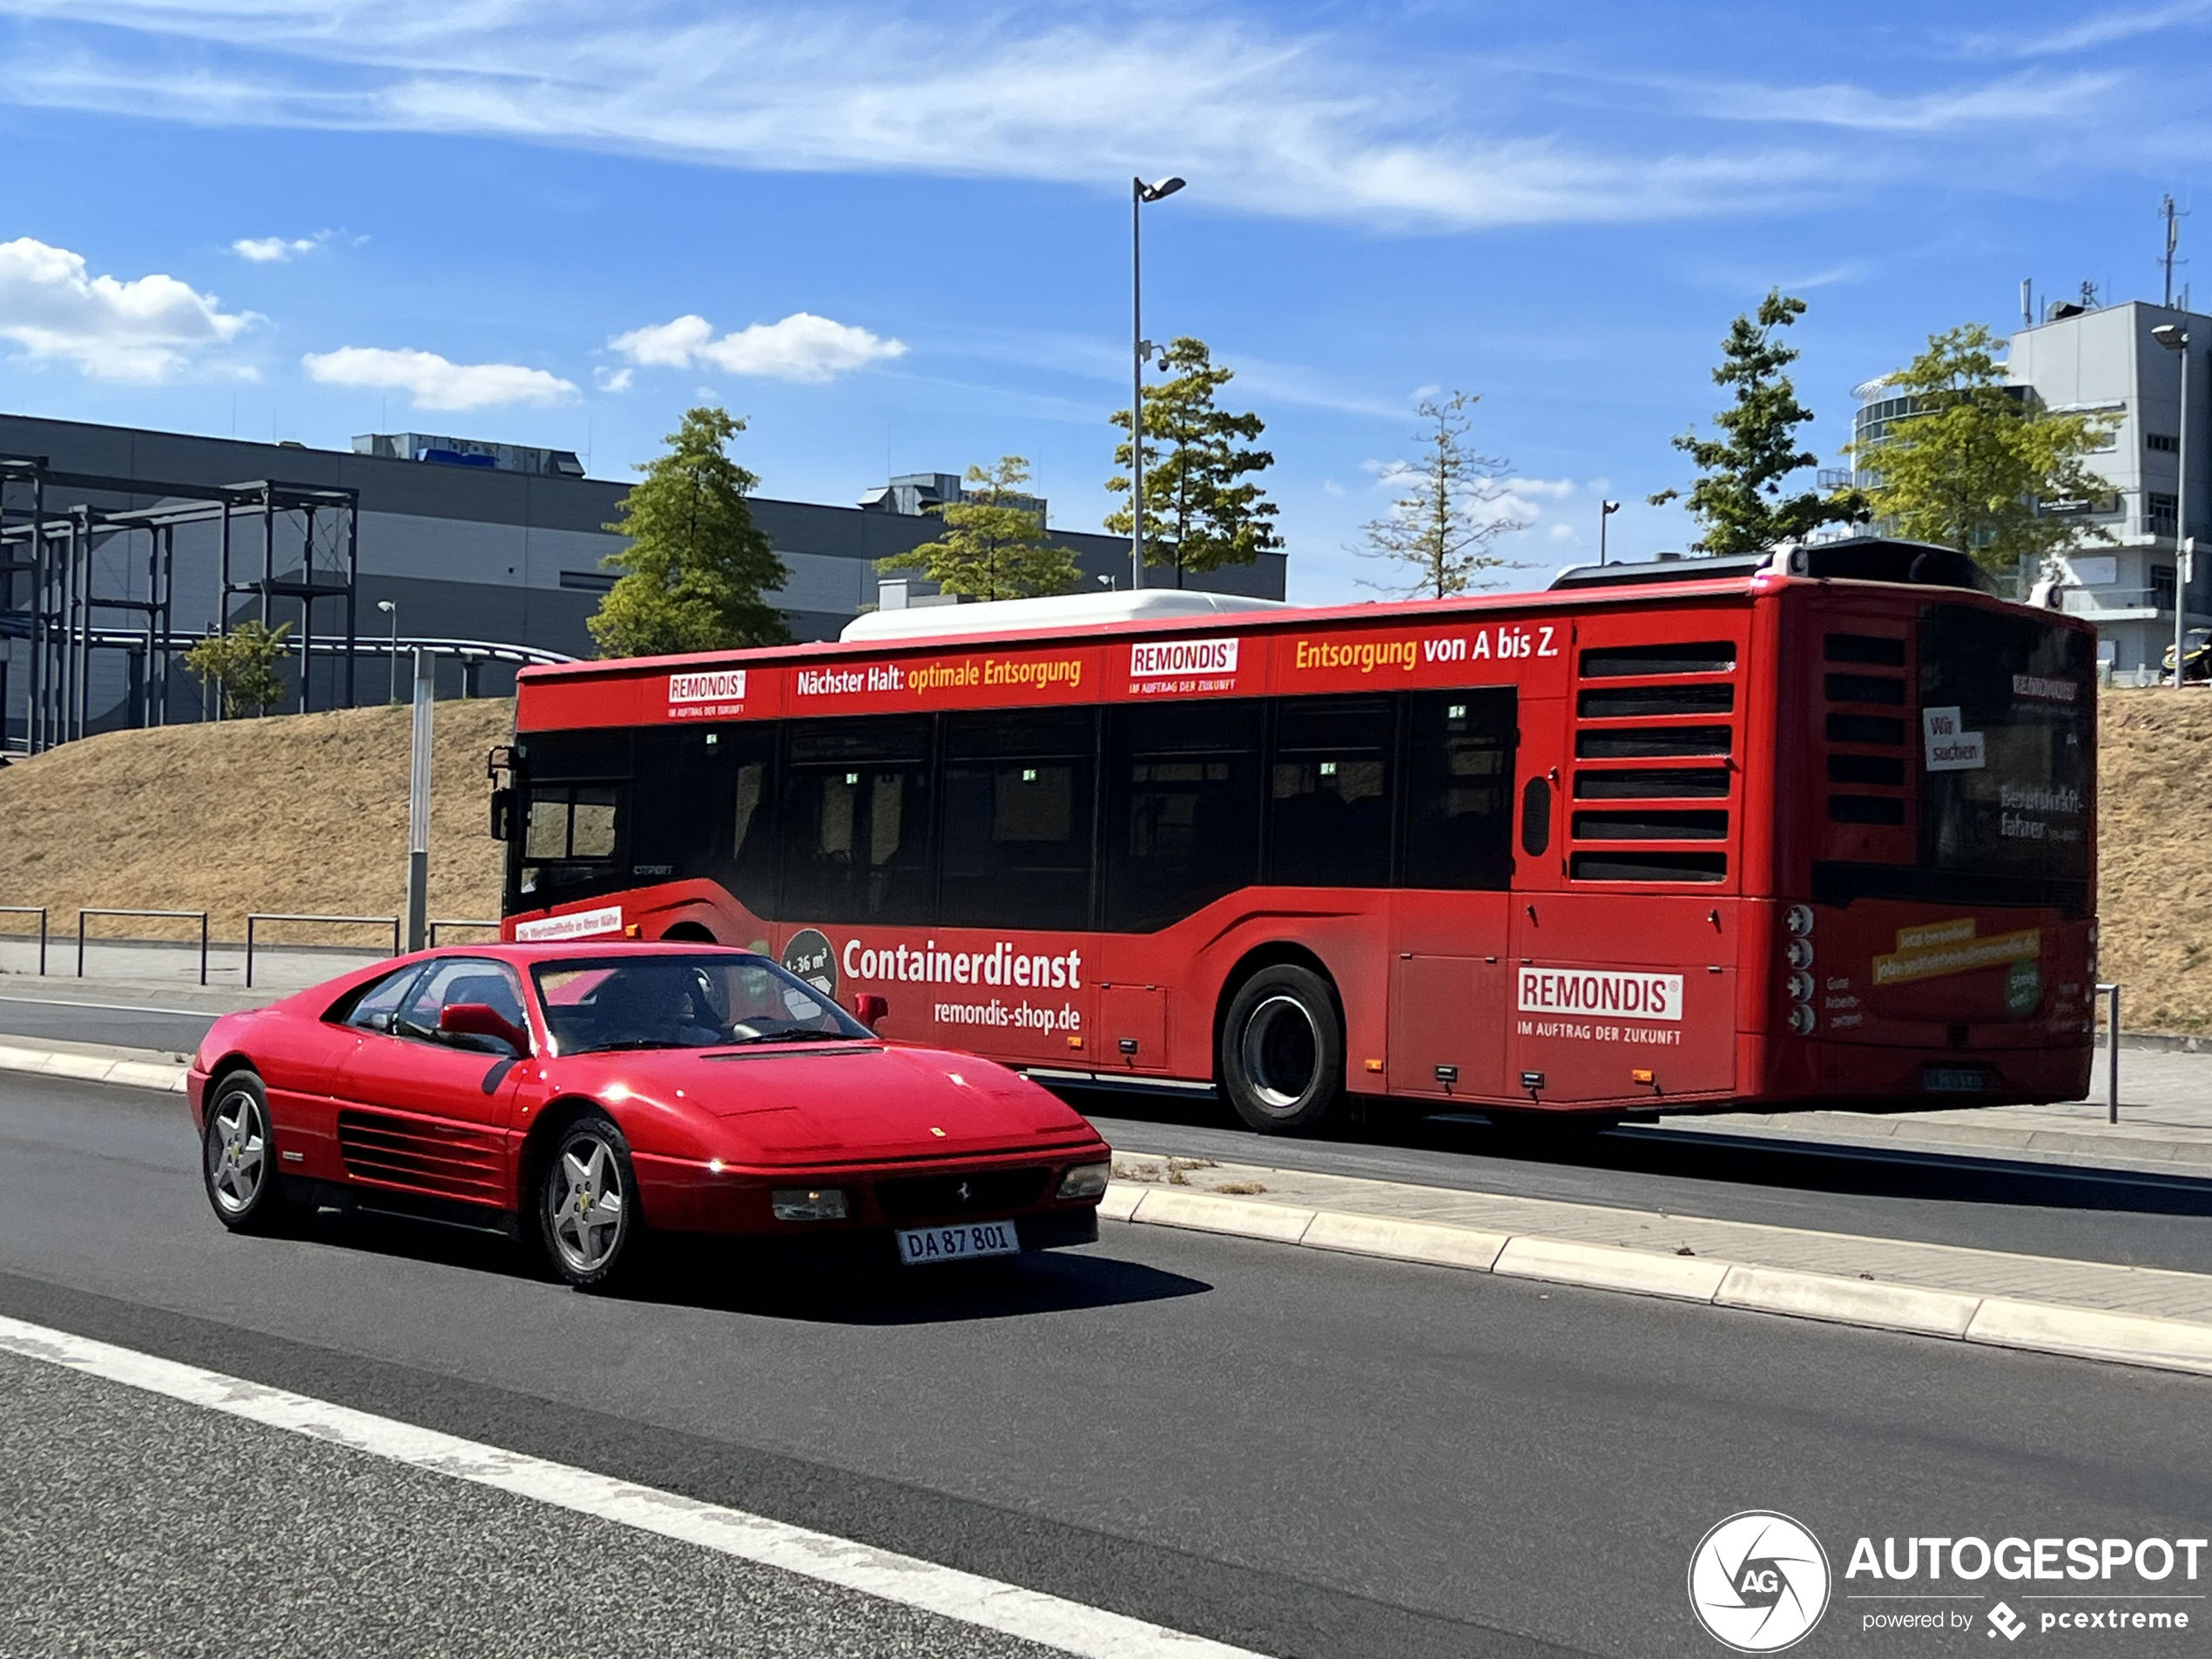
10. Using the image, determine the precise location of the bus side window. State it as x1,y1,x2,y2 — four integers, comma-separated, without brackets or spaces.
781,716,934,926
1103,700,1263,933
941,708,1096,931
1520,776,1552,859
1268,695,1395,888
1402,689,1516,890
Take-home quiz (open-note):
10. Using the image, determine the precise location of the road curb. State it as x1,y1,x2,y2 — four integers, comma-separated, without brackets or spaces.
1109,1183,2212,1381
0,1042,187,1093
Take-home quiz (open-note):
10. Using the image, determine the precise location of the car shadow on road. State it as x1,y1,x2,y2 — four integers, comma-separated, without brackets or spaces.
624,1243,1213,1327
300,1207,1211,1325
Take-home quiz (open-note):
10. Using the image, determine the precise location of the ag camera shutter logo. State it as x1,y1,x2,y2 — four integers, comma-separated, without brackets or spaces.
1688,1512,1831,1652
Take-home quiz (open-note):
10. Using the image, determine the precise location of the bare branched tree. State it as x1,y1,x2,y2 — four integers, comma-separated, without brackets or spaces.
1356,392,1527,598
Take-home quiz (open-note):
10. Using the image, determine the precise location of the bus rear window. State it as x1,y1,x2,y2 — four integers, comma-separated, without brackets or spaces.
1917,604,2093,894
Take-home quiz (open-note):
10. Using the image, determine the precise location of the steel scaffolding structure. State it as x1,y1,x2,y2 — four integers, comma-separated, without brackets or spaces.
0,457,360,752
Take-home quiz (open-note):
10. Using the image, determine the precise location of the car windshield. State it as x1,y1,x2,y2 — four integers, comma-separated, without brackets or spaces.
532,954,870,1056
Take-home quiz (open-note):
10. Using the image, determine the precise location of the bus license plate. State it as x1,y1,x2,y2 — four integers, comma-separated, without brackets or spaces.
1922,1065,1992,1094
896,1220,1022,1266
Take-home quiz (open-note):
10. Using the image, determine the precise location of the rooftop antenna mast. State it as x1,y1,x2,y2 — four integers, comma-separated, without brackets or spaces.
2161,194,2188,308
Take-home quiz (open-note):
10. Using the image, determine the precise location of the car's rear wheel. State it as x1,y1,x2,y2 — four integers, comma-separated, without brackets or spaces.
1219,965,1344,1134
538,1112,641,1289
202,1071,289,1234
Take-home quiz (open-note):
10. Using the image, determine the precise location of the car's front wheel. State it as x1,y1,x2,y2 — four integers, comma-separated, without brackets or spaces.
202,1071,290,1233
538,1113,641,1289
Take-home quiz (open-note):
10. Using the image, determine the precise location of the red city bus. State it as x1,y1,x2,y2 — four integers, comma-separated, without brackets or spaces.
499,538,2096,1134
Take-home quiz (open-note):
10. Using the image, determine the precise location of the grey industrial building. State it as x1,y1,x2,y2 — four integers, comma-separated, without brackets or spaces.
0,414,1285,746
1848,297,2210,683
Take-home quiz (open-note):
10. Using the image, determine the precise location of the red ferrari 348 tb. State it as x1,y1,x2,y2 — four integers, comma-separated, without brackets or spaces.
188,943,1114,1286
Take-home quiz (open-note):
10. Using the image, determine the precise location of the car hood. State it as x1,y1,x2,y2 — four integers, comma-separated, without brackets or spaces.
550,1042,1098,1161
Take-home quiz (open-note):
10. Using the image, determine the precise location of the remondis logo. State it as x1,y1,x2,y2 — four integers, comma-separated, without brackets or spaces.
1689,1512,1831,1652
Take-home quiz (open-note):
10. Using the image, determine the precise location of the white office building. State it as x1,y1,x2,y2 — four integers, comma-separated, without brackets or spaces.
1851,298,2210,682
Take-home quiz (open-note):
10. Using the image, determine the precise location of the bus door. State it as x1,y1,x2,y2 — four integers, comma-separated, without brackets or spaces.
1386,689,1520,1102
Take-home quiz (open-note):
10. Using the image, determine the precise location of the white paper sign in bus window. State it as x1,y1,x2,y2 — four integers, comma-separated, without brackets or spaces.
1921,705,1985,772
1517,967,1683,1022
1130,637,1238,678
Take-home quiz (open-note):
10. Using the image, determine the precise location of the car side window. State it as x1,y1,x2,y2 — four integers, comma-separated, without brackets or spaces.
342,966,426,1034
394,959,530,1052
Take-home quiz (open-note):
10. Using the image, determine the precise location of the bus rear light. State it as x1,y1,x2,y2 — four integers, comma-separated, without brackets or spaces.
1788,1004,1817,1036
1785,938,1814,969
1784,905,1815,936
1786,972,1816,1002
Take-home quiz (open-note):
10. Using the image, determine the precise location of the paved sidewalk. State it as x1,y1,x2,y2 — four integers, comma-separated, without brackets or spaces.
1654,1048,2212,1173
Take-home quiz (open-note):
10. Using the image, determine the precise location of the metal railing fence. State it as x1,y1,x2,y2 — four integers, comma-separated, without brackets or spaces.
0,907,48,975
428,919,502,947
77,909,209,985
244,914,402,988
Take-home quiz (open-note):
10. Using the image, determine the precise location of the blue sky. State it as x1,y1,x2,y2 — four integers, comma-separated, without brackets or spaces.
0,0,2204,601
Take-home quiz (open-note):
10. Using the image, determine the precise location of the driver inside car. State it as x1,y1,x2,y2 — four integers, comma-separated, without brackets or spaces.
589,968,727,1049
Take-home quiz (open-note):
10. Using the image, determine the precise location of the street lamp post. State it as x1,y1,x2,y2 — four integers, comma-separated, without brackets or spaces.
377,600,400,703
1600,500,1622,565
1130,175,1185,591
2154,323,2193,685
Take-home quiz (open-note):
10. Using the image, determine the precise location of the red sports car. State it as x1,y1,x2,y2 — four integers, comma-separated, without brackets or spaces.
189,943,1114,1286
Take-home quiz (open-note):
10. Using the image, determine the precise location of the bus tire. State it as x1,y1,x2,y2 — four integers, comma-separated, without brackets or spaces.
1219,966,1344,1134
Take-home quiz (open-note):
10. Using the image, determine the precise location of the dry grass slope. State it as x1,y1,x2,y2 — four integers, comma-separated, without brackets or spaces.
1,688,2208,1028
2097,690,2212,1032
0,699,513,947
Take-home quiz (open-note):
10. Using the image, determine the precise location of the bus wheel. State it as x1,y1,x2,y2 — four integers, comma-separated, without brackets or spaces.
1219,966,1344,1134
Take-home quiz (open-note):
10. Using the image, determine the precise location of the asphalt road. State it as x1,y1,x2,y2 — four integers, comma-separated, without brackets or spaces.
0,993,214,1056
7,985,2212,1276
2,1068,2209,1657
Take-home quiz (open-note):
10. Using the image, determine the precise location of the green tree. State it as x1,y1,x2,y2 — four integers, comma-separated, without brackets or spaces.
1106,337,1283,587
1357,391,1527,598
184,619,291,718
876,455,1082,601
1847,323,2118,577
590,407,791,658
1650,289,1862,554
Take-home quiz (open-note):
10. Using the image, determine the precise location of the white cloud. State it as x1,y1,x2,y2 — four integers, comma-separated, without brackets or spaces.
1515,476,1578,499
0,236,253,380
592,364,633,393
1962,0,2212,57
233,235,318,262
1696,70,2116,132
610,311,906,383
0,2,1844,231
301,345,577,409
1548,523,1575,540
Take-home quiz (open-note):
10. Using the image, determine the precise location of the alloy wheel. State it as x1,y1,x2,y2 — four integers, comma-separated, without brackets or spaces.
550,1131,627,1276
206,1088,267,1217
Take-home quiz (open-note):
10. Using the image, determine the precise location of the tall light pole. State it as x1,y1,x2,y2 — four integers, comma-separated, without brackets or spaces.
377,599,400,704
1600,499,1622,565
1130,175,1185,591
2154,323,2193,685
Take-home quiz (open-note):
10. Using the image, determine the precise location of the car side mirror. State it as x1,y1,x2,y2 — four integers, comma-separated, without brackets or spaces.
439,1002,527,1055
853,993,889,1030
489,787,515,841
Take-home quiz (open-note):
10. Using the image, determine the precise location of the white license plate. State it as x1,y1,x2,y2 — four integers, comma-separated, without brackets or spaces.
895,1219,1022,1266
1923,1065,1991,1094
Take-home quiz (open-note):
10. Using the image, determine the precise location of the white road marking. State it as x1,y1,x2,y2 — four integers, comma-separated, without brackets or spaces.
0,1312,1266,1659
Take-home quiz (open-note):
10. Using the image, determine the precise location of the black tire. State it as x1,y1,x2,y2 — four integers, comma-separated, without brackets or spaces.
201,1070,292,1234
537,1110,643,1289
1218,965,1345,1134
